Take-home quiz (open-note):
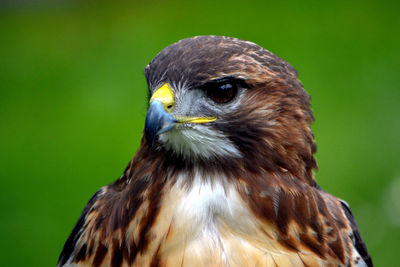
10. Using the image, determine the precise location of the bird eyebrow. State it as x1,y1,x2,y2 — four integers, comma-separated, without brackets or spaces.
199,76,250,89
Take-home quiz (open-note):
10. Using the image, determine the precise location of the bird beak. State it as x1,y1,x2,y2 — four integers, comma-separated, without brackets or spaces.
144,83,217,147
145,83,177,147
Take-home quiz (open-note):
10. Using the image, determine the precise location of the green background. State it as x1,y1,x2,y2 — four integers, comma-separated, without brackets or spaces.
1,0,399,266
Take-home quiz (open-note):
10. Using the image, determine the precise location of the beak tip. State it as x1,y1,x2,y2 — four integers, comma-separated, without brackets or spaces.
144,119,157,148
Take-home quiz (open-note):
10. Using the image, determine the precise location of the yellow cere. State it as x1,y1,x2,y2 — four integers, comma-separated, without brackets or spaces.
150,83,175,112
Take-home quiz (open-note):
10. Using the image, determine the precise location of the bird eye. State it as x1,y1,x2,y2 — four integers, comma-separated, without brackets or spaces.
206,82,238,104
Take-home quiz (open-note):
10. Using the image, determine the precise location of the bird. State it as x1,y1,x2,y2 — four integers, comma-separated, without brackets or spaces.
58,36,373,267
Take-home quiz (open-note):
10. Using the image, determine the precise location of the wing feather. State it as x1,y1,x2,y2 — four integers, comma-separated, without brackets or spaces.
58,188,105,266
340,200,373,267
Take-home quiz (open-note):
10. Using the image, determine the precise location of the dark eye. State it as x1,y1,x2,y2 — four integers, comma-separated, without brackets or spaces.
206,82,238,104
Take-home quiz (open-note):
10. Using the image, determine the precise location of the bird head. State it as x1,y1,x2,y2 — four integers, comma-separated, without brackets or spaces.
144,36,317,181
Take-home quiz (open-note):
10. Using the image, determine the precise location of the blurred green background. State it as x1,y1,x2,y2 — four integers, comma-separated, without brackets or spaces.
1,0,399,266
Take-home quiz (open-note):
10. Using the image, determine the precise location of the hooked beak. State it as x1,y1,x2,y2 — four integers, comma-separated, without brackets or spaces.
145,99,177,147
144,83,217,147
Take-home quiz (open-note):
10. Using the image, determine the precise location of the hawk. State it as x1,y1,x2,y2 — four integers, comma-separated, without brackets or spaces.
58,36,373,267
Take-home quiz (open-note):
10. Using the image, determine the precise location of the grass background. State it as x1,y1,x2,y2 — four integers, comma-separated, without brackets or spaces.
1,0,399,266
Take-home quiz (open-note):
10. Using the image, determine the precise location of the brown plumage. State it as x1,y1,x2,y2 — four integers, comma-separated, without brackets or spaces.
58,36,372,267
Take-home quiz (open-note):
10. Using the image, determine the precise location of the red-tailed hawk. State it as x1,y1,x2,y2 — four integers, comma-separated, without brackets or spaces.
58,36,373,267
